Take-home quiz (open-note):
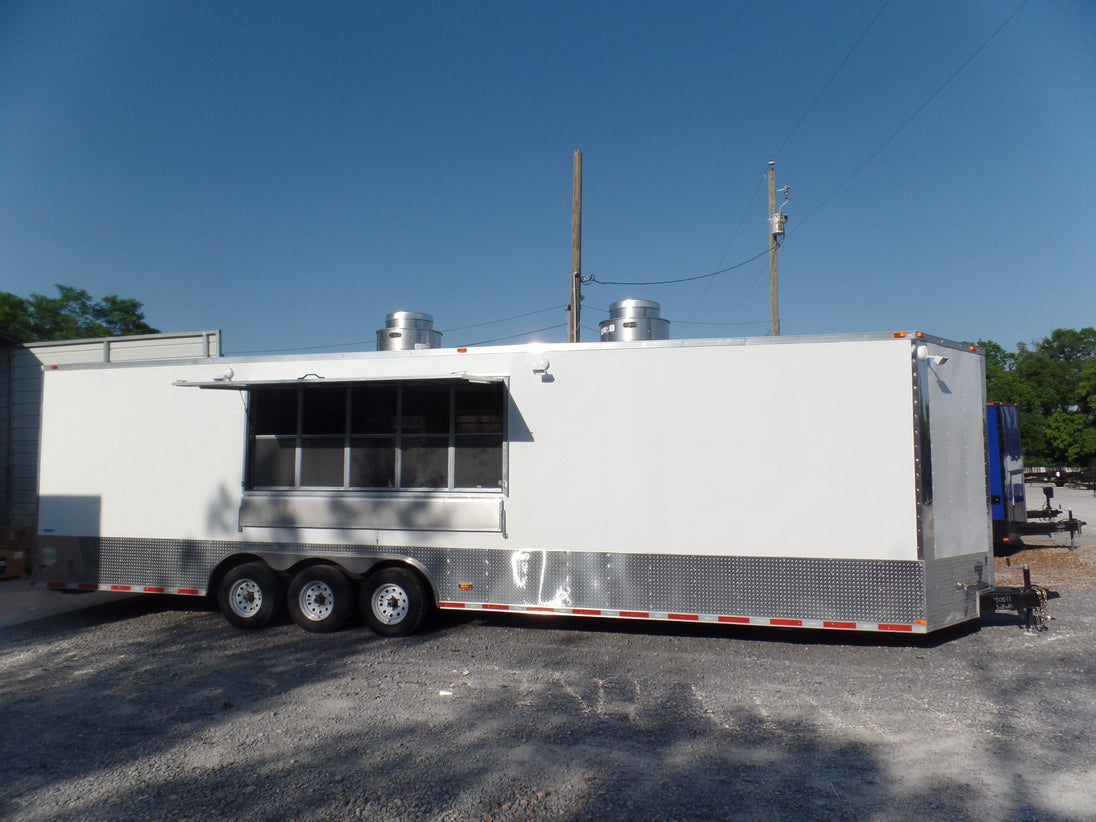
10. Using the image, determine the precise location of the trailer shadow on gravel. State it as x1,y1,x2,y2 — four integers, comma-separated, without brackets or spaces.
8,584,1036,648
0,592,217,636
3,597,1091,822
429,607,994,649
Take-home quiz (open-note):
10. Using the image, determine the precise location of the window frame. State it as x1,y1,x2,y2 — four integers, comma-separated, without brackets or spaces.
245,378,507,495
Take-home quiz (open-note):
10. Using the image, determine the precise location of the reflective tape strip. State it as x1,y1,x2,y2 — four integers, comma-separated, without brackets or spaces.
435,601,927,633
28,586,925,632
32,581,205,596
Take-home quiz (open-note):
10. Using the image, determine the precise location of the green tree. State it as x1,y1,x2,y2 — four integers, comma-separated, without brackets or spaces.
979,338,1046,457
1042,409,1096,465
980,327,1096,466
0,285,159,341
980,339,1021,403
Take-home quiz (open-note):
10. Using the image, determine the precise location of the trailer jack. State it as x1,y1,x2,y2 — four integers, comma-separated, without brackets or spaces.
979,565,1060,633
1025,487,1086,549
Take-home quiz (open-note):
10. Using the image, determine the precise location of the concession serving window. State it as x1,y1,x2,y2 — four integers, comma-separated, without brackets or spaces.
175,373,508,532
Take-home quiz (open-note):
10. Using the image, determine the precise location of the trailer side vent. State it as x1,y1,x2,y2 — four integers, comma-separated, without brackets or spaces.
599,299,670,342
377,311,442,351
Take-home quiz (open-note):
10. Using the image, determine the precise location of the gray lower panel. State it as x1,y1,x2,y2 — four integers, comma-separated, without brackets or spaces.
239,494,504,532
470,550,926,623
32,536,981,630
924,551,993,628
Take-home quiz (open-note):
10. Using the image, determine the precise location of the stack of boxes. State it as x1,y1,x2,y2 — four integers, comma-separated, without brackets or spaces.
0,527,31,580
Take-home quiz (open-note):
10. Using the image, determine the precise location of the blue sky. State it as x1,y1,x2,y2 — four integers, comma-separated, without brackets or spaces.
2,0,1093,354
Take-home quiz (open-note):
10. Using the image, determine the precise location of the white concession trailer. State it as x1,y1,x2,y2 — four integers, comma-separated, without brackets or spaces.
35,331,1003,635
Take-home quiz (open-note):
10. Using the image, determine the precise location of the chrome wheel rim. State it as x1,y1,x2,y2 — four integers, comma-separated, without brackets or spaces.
229,578,263,618
298,580,336,622
371,584,409,625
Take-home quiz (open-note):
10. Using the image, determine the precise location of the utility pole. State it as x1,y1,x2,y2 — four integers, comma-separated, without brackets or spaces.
767,161,788,336
569,150,582,343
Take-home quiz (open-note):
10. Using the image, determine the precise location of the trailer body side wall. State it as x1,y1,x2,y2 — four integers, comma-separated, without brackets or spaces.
35,334,992,633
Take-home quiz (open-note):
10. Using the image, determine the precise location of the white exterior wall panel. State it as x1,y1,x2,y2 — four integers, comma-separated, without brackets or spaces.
33,333,993,632
39,364,243,540
41,335,939,562
6,332,220,529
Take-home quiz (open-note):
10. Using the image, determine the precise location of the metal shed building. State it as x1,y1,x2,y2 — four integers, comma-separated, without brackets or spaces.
1,330,221,532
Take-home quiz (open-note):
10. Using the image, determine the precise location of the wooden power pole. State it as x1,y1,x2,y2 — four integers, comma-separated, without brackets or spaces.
768,161,780,337
569,150,582,343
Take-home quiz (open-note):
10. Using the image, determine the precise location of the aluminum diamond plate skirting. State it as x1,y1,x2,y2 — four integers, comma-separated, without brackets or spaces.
27,535,973,630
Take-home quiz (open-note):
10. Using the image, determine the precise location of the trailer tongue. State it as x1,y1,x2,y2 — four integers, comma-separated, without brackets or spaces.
979,565,1060,633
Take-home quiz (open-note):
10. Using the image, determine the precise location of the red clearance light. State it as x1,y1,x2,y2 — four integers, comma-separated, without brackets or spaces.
49,365,59,370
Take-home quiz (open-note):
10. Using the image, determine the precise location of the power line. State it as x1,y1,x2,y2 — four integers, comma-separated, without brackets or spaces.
587,248,770,287
679,3,886,334
718,257,772,334
234,339,378,355
796,0,1031,232
684,173,768,326
427,5,892,342
463,323,568,347
441,305,563,333
674,318,769,328
233,306,568,354
773,0,892,160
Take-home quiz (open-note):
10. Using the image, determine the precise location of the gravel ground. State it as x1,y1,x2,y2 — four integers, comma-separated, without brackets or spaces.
2,488,1095,822
995,484,1096,591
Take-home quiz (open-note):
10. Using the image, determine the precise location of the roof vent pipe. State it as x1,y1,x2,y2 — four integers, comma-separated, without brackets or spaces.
377,311,442,351
599,299,670,342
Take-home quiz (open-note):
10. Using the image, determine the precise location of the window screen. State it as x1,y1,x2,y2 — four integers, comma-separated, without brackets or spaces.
247,380,505,491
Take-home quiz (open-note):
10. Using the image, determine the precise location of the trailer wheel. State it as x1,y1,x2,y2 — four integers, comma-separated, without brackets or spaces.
360,567,428,637
287,565,354,633
219,563,283,629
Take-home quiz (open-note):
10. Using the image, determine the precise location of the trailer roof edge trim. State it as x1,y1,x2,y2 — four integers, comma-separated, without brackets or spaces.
173,372,509,390
45,331,982,374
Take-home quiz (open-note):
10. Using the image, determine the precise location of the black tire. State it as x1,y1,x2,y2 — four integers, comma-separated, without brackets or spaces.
218,562,283,629
359,567,428,637
287,565,354,633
